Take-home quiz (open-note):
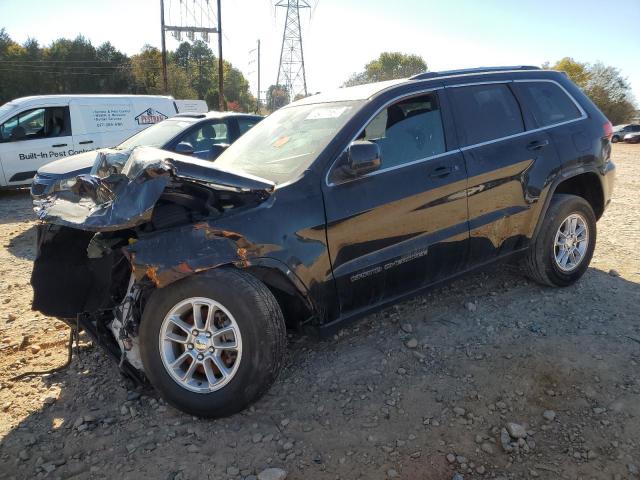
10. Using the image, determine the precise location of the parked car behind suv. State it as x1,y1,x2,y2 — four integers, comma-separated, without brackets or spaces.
30,111,262,199
612,123,640,142
623,131,640,144
31,66,615,418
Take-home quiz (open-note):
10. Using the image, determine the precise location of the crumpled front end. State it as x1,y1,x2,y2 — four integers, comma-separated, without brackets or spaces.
30,146,275,377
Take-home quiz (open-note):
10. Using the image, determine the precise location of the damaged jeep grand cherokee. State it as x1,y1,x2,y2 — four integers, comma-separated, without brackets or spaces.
32,66,615,417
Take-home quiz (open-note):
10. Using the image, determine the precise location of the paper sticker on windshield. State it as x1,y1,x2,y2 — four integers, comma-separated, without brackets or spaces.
305,106,350,120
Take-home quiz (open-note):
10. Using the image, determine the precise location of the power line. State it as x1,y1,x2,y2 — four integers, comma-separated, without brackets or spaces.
0,69,132,76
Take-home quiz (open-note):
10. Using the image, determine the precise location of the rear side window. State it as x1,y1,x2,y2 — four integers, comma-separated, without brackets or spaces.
237,117,261,135
450,84,524,146
517,81,582,127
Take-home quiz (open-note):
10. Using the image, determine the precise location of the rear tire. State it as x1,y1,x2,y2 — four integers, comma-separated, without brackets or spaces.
523,194,596,287
139,268,286,418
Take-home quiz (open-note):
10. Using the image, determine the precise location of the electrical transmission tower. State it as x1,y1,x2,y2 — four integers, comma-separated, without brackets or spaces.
276,1,310,102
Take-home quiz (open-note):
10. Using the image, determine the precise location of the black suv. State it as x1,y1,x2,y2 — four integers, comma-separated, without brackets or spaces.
32,66,615,418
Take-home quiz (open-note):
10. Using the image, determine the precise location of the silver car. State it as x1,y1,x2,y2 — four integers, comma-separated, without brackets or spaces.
612,124,640,143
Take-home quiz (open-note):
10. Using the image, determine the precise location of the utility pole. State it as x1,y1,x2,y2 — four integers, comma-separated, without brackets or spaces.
276,1,310,103
257,40,261,113
160,0,168,93
159,0,222,102
217,0,224,111
249,40,261,113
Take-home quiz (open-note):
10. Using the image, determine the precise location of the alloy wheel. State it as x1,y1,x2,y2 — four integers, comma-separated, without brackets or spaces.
159,297,242,393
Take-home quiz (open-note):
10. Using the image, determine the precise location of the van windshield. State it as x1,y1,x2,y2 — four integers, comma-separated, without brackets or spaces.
117,118,195,150
214,101,362,184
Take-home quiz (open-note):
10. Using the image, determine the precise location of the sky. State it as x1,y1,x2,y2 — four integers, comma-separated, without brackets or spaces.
1,0,639,102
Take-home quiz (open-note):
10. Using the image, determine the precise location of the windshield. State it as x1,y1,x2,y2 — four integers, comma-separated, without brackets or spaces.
117,118,195,150
214,101,362,184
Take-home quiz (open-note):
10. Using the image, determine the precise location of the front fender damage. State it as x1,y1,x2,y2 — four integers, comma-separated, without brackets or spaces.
125,223,280,288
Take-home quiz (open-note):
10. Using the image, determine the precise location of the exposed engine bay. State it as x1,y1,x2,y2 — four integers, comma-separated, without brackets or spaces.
31,147,274,380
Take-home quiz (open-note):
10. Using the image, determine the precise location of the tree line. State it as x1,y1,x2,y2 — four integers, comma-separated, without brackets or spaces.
343,52,637,125
0,29,256,112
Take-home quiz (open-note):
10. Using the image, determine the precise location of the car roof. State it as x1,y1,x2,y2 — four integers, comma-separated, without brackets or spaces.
290,66,559,107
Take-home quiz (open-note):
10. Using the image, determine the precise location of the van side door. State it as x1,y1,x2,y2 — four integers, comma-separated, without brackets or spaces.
323,89,469,315
448,81,561,265
0,105,72,185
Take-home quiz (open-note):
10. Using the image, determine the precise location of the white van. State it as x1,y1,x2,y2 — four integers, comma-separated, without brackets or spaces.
0,94,205,187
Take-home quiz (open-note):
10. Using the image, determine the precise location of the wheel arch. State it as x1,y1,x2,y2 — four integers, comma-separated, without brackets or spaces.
532,169,605,242
241,258,317,330
552,171,604,220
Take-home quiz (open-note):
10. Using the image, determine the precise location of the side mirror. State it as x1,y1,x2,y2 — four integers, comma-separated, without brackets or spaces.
175,142,194,155
345,140,382,177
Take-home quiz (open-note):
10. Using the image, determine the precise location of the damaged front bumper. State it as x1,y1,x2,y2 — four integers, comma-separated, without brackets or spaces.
31,146,275,380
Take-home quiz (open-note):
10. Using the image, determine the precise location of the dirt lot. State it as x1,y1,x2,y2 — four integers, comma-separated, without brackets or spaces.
0,145,639,480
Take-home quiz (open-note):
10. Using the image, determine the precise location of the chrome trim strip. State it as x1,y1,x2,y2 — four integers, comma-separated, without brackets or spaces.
459,117,586,152
326,150,456,187
446,80,512,88
408,69,553,90
325,78,588,187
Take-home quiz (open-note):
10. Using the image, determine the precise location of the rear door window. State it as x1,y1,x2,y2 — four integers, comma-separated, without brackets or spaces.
236,116,261,136
516,81,582,127
181,120,229,149
449,84,524,146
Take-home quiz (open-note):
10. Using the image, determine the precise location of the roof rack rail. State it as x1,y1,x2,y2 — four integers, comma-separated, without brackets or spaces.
410,66,541,81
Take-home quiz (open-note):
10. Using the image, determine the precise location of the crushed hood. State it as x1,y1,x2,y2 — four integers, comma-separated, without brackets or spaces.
36,146,275,232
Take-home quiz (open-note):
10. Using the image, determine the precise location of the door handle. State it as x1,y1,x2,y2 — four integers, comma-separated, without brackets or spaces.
429,166,452,178
526,139,549,151
78,140,93,145
51,143,67,148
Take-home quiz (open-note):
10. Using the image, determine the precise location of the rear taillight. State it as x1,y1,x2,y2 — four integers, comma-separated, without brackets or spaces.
603,121,613,140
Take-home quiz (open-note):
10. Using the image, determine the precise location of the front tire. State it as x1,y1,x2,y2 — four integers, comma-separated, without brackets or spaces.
139,268,286,418
523,194,596,287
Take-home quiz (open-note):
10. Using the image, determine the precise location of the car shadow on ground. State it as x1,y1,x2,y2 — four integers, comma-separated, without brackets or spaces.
0,189,34,225
5,224,37,261
0,266,638,479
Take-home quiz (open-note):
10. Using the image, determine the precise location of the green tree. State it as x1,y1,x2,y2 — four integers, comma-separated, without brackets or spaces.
550,57,637,125
343,52,427,87
130,45,164,94
189,40,215,100
0,30,255,113
266,84,289,112
549,57,590,89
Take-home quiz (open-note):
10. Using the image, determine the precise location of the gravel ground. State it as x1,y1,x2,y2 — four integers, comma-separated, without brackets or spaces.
0,144,639,480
